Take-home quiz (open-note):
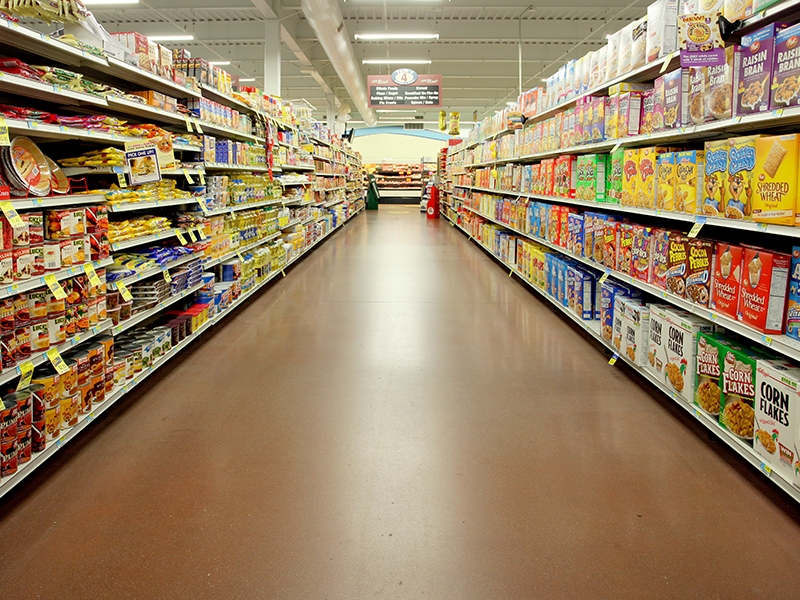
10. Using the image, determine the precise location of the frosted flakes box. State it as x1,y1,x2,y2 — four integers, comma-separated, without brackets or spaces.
656,152,676,210
666,234,689,297
752,134,799,226
622,148,639,206
702,139,727,216
771,23,800,110
711,242,743,319
675,150,704,213
631,225,653,283
755,360,800,479
725,135,760,220
664,308,715,403
618,223,635,275
647,304,671,379
738,246,791,334
686,238,714,306
652,228,671,288
623,301,651,366
737,23,789,115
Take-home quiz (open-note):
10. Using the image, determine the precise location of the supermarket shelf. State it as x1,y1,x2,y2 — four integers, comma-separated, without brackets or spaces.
278,163,314,172
200,198,280,216
6,117,143,146
310,136,331,148
0,71,109,107
269,116,297,131
110,228,192,251
105,95,189,126
199,84,261,117
192,121,263,144
0,257,114,300
204,231,282,268
445,212,800,504
108,197,196,213
111,282,205,335
276,140,301,150
8,193,107,210
317,186,346,192
314,172,337,177
61,166,202,177
280,180,313,187
112,252,201,289
99,57,200,99
202,163,270,172
312,154,333,162
736,0,800,35
323,198,345,208
0,16,107,69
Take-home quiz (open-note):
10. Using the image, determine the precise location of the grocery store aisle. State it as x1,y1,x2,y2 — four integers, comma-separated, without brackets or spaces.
1,206,800,599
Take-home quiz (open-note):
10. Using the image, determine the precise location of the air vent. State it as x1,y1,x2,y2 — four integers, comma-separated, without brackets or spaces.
404,122,424,130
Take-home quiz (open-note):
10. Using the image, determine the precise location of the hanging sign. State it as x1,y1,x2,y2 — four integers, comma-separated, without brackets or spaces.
124,140,161,186
368,73,442,108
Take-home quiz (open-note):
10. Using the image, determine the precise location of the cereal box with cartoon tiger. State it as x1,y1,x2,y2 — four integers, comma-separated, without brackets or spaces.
702,139,727,216
725,135,760,219
674,150,705,213
664,308,715,404
754,359,800,479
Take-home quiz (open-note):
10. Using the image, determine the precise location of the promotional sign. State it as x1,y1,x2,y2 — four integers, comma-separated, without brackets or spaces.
124,140,161,186
368,71,442,107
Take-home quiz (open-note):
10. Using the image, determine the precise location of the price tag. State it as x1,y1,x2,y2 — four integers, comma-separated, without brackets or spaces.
598,272,610,285
176,231,188,245
660,52,676,73
16,361,33,391
758,222,769,231
44,274,67,299
760,462,772,476
774,109,784,117
83,263,101,287
735,116,743,124
0,201,23,228
611,141,622,153
281,269,286,278
197,228,207,240
187,228,197,242
237,251,244,262
0,117,9,146
195,120,204,134
162,268,172,283
762,335,774,346
116,171,127,188
117,281,133,302
183,169,195,184
55,435,66,448
693,408,701,418
47,347,69,374
185,118,194,132
687,222,704,238
509,269,514,277
608,353,619,366
199,170,206,185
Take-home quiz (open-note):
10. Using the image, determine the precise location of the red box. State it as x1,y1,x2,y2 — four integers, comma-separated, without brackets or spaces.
604,221,619,271
737,247,791,334
617,223,635,275
712,243,743,319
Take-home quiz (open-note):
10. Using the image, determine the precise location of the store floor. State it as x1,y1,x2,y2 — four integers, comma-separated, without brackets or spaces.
2,206,800,599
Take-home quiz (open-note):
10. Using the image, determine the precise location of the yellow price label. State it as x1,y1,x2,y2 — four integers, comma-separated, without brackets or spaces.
186,118,194,132
0,201,23,229
83,263,101,287
0,117,10,146
16,361,33,391
197,228,207,240
608,353,619,366
598,273,610,285
46,347,69,375
195,120,204,134
44,274,67,300
176,231,188,245
236,251,244,262
187,229,197,242
659,52,675,74
199,170,206,185
117,281,133,302
116,171,127,188
688,222,704,238
162,269,172,283
281,269,286,278
183,169,195,184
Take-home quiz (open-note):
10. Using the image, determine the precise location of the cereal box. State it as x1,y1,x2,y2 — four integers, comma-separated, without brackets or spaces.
663,68,688,129
631,16,649,71
689,67,707,125
675,150,705,214
607,149,624,203
618,223,635,275
705,45,736,121
631,225,653,282
647,0,679,63
572,268,595,320
771,23,800,109
695,333,734,418
686,239,714,306
612,295,628,352
568,213,584,255
653,76,666,132
604,220,620,270
787,247,800,341
647,304,671,379
666,234,689,297
652,229,671,288
702,139,727,216
623,301,651,366
725,135,760,219
622,148,639,206
619,22,634,75
586,154,607,202
724,0,753,23
738,246,791,334
640,89,656,134
664,308,715,403
737,24,789,115
751,134,799,226
755,359,800,479
719,345,762,443
711,242,744,318
679,12,724,52
637,147,660,208
582,212,596,258
656,152,676,210
591,96,606,142
618,91,643,137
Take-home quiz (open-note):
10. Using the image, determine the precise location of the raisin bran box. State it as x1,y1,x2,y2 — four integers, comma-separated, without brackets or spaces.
647,304,671,379
770,23,800,110
703,139,727,216
664,308,715,403
737,246,791,334
755,359,800,480
675,150,705,214
711,243,744,319
663,68,687,129
737,23,789,115
666,234,689,297
705,45,737,121
686,239,714,307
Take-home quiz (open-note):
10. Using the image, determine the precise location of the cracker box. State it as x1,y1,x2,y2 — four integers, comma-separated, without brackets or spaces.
656,152,676,210
647,304,672,379
664,308,716,403
705,45,736,121
755,359,800,479
604,221,620,270
622,148,640,206
702,139,727,216
695,333,732,417
724,0,753,21
607,149,624,204
689,67,708,125
637,147,660,208
737,24,789,115
647,0,679,63
719,345,763,443
653,76,666,131
675,150,705,213
666,234,689,297
618,223,635,275
631,225,654,283
752,134,799,226
771,23,800,110
787,247,800,340
711,243,744,319
738,246,791,334
640,89,656,134
623,301,651,366
725,135,760,219
686,239,714,306
663,68,688,129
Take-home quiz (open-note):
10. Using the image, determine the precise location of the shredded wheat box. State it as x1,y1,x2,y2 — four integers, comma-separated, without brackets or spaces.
737,246,791,334
711,242,744,319
663,308,715,403
754,359,800,480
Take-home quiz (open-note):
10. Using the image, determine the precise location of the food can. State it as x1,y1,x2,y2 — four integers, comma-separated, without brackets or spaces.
1,438,18,477
0,249,12,284
119,344,143,374
76,302,89,332
44,402,60,441
26,212,43,245
104,366,114,394
31,420,45,453
27,383,45,422
43,242,60,271
71,209,85,236
58,239,73,268
28,289,47,320
31,365,60,405
61,358,77,398
134,336,156,369
70,237,85,266
47,312,65,345
90,373,105,405
12,247,32,280
45,209,72,240
0,297,14,332
90,233,110,261
13,293,28,326
64,348,90,386
30,319,48,353
16,426,31,464
64,304,77,337
46,290,65,315
60,393,79,429
14,324,30,362
12,216,29,247
0,397,18,443
115,349,133,381
78,382,92,415
1,331,15,370
29,244,44,277
96,334,114,367
87,298,98,327
96,297,106,322
5,391,31,429
85,342,104,377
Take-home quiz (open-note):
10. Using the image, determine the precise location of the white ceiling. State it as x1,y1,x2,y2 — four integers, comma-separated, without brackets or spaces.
89,0,652,126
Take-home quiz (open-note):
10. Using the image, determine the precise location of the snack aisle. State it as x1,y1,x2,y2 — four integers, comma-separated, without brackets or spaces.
0,12,365,496
441,0,800,505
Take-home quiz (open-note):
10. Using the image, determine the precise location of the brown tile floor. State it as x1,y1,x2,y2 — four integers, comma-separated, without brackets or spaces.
1,206,799,599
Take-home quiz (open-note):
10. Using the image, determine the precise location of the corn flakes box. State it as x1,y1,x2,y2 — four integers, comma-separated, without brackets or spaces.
711,243,744,319
725,135,760,219
637,147,660,208
754,359,800,479
695,332,739,417
664,308,715,404
719,344,766,444
674,150,705,213
656,152,676,210
631,225,653,283
703,139,727,216
607,149,624,204
623,301,650,366
751,134,799,226
622,148,639,206
647,304,671,379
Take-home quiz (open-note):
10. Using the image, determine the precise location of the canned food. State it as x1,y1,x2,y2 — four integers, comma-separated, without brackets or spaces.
46,290,65,315
29,244,44,277
1,331,15,370
61,358,77,398
13,293,28,326
12,247,32,280
0,249,11,284
12,216,29,247
71,237,86,265
0,297,14,332
96,334,114,367
60,393,79,429
45,210,73,240
59,239,73,268
31,365,60,405
48,312,65,345
87,299,98,327
78,382,92,415
28,289,47,320
90,373,105,405
26,212,43,245
85,342,104,377
76,303,89,331
30,319,49,353
44,403,60,441
16,426,31,464
43,242,60,271
14,325,30,362
64,304,77,337
104,367,114,394
5,391,31,429
1,438,18,477
64,348,89,386
26,383,45,422
0,397,18,443
96,268,106,295
115,349,133,381
0,217,10,251
31,420,45,453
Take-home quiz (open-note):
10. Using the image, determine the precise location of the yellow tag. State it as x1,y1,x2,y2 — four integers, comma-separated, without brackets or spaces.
197,228,207,240
0,117,10,146
608,353,619,366
47,347,69,374
117,281,133,302
659,53,674,74
187,228,197,242
237,251,244,262
611,141,622,153
599,273,610,285
44,274,67,299
688,222,703,238
176,231,188,245
509,269,514,277
281,269,286,277
0,201,23,228
16,361,33,391
83,263,101,286
761,462,772,475
199,170,206,185
162,269,172,283
195,120,204,134
186,118,194,132
116,171,127,188
183,169,195,184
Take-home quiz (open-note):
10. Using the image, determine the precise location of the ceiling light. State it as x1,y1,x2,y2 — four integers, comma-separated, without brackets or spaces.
209,61,231,66
239,78,256,82
355,33,439,40
362,59,432,65
377,109,417,113
506,102,515,106
84,0,139,4
146,35,194,41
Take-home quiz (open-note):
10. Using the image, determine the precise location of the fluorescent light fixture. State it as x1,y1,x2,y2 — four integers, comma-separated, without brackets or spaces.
147,35,194,41
362,59,432,65
506,102,515,106
84,0,139,4
355,33,439,40
376,109,417,113
239,78,256,82
209,61,231,66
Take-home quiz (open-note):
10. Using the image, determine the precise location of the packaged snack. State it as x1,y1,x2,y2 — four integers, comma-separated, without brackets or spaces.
631,16,649,70
695,333,736,417
712,243,744,319
652,229,671,288
703,139,727,216
686,239,714,306
725,135,760,220
705,45,736,120
751,134,799,226
608,149,624,203
647,0,679,63
653,76,666,131
738,247,790,334
631,225,653,282
604,220,619,270
719,345,764,443
647,304,670,379
754,360,800,479
607,31,621,80
737,23,789,115
618,223,635,274
663,68,688,128
622,148,639,206
666,234,689,297
619,22,634,75
664,308,715,403
623,301,651,366
657,152,676,210
637,147,660,208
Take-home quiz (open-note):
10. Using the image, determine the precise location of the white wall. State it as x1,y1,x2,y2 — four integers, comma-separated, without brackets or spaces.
352,133,449,164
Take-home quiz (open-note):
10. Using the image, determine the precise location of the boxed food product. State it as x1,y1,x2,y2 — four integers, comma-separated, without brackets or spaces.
770,23,800,109
652,229,671,288
586,154,607,202
663,68,688,128
686,238,714,306
604,220,620,270
607,149,624,204
637,146,661,208
678,12,724,53
623,301,651,366
640,89,656,134
607,31,621,80
657,152,676,210
705,45,736,121
618,91,643,137
653,75,666,131
618,223,635,274
664,308,716,403
622,148,639,206
719,345,763,443
738,246,791,334
787,246,800,340
689,67,708,125
724,0,753,23
647,0,679,63
702,139,727,216
647,304,671,379
631,225,653,282
590,96,606,142
712,243,744,318
675,150,705,214
725,135,760,220
568,213,584,255
619,23,634,75
695,332,736,417
606,93,620,140
613,295,629,352
737,23,789,115
158,44,173,79
666,234,689,297
572,268,596,320
751,134,799,226
631,16,649,71
754,359,800,478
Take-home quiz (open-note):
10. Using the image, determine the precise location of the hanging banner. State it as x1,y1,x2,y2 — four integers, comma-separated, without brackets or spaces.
439,110,447,131
368,71,442,108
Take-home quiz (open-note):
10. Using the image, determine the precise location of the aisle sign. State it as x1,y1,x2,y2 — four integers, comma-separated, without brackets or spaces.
368,72,442,108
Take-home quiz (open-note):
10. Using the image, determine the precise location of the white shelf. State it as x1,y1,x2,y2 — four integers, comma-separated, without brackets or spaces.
110,228,192,251
0,71,109,107
200,198,280,216
279,164,314,172
112,252,201,289
199,84,259,117
6,193,108,210
202,163,270,172
0,257,113,300
111,281,205,335
191,120,263,144
203,231,282,268
108,197,196,213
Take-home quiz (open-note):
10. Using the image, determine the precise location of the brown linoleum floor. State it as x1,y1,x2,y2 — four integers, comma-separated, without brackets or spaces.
0,206,799,599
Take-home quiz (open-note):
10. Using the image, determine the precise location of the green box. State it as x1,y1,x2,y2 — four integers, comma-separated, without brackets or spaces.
718,344,776,444
694,333,740,418
605,150,623,204
584,154,607,203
